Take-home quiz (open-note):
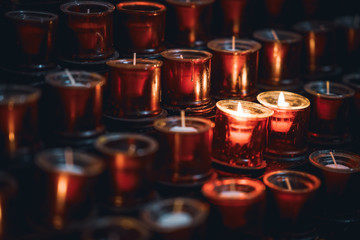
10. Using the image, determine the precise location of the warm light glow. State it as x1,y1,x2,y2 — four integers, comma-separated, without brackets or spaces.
277,92,289,107
273,44,282,78
53,174,69,229
237,102,243,113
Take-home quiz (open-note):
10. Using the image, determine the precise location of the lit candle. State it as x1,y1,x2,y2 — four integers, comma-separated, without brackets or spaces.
157,199,192,228
169,110,198,132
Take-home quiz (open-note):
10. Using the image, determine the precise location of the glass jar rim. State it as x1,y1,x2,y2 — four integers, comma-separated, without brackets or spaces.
207,38,262,54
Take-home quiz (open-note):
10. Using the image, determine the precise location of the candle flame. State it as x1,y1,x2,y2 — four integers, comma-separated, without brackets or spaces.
277,92,289,107
237,102,244,114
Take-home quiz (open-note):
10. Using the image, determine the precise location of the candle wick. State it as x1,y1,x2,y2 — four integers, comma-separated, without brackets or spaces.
330,151,337,166
285,177,292,190
326,81,330,95
64,147,74,167
232,35,235,50
133,52,136,66
179,54,184,59
87,9,90,14
181,110,186,128
173,199,184,213
271,29,280,42
128,143,137,155
64,68,76,85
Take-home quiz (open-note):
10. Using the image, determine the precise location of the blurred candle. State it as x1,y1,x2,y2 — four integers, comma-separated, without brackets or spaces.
212,100,273,169
257,91,310,160
218,0,248,37
160,49,212,108
115,1,166,54
105,58,163,119
59,1,115,62
304,81,354,145
253,29,302,90
4,10,58,70
207,38,261,100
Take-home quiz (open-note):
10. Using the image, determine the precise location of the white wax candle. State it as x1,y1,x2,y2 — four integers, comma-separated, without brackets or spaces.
170,126,198,133
219,190,247,198
57,164,84,174
326,164,350,170
157,212,192,228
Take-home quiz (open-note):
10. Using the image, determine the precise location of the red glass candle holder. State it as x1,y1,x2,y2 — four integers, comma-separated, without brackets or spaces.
4,10,58,70
207,38,261,101
263,170,320,229
212,100,273,169
44,71,105,139
334,16,360,73
253,29,302,91
154,117,213,185
257,91,310,160
293,20,339,79
0,85,41,160
304,81,355,145
165,0,215,47
160,49,212,108
0,172,17,240
217,0,248,37
115,1,166,55
140,198,209,240
105,58,163,119
309,150,360,218
94,133,158,209
202,178,266,232
82,217,150,240
34,148,104,230
59,1,115,62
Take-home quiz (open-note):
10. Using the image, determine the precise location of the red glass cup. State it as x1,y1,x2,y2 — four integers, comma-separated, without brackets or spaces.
0,172,17,240
94,133,158,208
263,170,321,227
115,1,166,55
160,49,212,108
304,81,355,145
218,0,248,37
59,1,115,62
257,91,310,160
165,0,215,47
293,20,337,77
44,71,105,139
202,178,266,231
4,10,58,70
309,150,360,218
140,198,209,240
207,38,261,100
334,16,360,73
34,148,104,230
105,58,163,119
0,85,41,160
154,117,213,185
212,100,273,169
253,29,302,90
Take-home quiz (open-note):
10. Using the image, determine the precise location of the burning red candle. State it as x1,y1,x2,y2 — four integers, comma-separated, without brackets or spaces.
59,1,115,62
115,1,166,55
154,116,213,185
105,58,163,119
160,49,212,108
4,10,58,70
0,85,40,160
304,81,354,145
165,0,215,47
207,38,261,101
94,133,158,208
44,70,105,140
212,100,273,169
253,29,302,91
217,0,248,37
257,91,310,160
202,178,266,232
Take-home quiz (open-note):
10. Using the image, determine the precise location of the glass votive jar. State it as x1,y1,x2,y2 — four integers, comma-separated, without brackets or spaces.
140,198,209,240
263,170,321,228
0,85,41,160
217,0,248,37
94,133,158,209
212,100,273,169
115,1,166,55
59,1,115,62
334,15,360,73
309,150,360,217
160,49,212,108
252,29,302,90
154,117,213,185
4,10,58,70
304,81,355,145
165,0,215,47
293,20,338,78
33,148,104,230
0,172,17,240
207,38,261,101
257,91,310,160
202,178,266,232
44,70,105,139
82,217,150,240
105,58,163,119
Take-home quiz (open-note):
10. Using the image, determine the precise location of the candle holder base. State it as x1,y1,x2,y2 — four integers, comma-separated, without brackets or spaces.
257,79,303,92
302,65,342,82
212,90,259,102
103,109,168,133
118,47,166,59
264,148,309,162
307,132,352,147
211,157,266,177
161,100,216,120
